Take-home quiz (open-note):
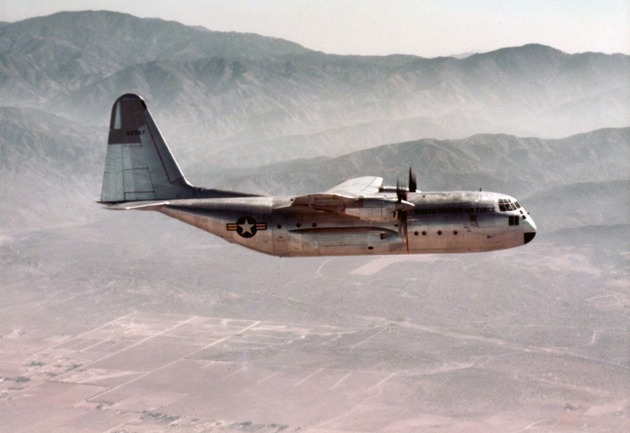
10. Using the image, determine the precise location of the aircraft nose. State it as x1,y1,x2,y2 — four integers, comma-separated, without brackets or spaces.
523,214,537,244
524,231,536,244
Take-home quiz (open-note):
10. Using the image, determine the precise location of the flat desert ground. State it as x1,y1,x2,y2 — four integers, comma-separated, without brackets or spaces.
1,218,628,432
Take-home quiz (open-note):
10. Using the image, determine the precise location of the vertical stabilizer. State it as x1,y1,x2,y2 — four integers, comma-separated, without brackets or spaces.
100,94,194,203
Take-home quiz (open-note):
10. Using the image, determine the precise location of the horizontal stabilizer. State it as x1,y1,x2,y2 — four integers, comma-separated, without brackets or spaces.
104,201,169,211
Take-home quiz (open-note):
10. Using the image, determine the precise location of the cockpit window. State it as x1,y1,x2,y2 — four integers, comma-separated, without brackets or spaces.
498,198,508,212
498,198,519,212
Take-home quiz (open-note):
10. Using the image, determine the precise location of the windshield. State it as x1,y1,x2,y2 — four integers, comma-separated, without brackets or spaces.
498,198,520,212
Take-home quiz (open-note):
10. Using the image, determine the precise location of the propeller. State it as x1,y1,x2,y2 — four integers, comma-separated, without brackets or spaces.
394,168,417,247
395,177,409,242
396,178,407,203
408,167,417,193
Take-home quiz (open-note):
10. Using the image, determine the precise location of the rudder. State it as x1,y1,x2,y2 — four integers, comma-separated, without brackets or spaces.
100,94,194,203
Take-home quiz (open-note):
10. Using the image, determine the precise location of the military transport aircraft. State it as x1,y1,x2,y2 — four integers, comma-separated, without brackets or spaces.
101,94,536,256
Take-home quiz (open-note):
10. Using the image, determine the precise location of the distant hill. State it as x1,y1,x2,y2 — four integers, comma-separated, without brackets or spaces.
0,11,308,104
0,107,102,231
0,11,628,168
218,128,630,196
526,180,630,231
0,107,101,172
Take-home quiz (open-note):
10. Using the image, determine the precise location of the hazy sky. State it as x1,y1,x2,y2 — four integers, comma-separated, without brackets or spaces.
2,0,628,57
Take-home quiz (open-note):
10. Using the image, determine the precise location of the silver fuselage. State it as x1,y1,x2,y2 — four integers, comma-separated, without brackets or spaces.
156,190,537,257
101,95,537,257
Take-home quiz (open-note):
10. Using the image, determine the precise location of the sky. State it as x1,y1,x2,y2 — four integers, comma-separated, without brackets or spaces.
1,0,629,57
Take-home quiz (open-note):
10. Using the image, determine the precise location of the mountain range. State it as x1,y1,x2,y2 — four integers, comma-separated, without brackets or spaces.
0,10,628,234
1,11,629,169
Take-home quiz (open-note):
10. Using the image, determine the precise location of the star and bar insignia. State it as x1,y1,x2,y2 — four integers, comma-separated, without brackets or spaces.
226,216,267,238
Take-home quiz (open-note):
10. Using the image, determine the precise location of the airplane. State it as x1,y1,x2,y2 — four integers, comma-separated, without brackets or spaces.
100,94,536,257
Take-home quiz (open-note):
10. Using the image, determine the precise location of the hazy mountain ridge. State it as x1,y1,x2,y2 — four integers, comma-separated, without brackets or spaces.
0,10,309,104
1,10,308,64
0,106,101,170
0,106,102,231
219,128,630,196
0,11,628,234
526,180,630,231
0,11,628,168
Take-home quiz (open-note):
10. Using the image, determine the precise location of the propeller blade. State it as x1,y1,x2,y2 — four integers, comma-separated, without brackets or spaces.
409,167,417,193
397,204,408,241
396,177,407,202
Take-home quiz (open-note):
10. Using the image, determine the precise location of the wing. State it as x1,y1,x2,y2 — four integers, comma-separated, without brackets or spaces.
324,176,383,196
274,176,384,213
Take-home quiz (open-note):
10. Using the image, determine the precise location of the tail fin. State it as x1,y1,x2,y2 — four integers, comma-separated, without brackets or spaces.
100,94,195,203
